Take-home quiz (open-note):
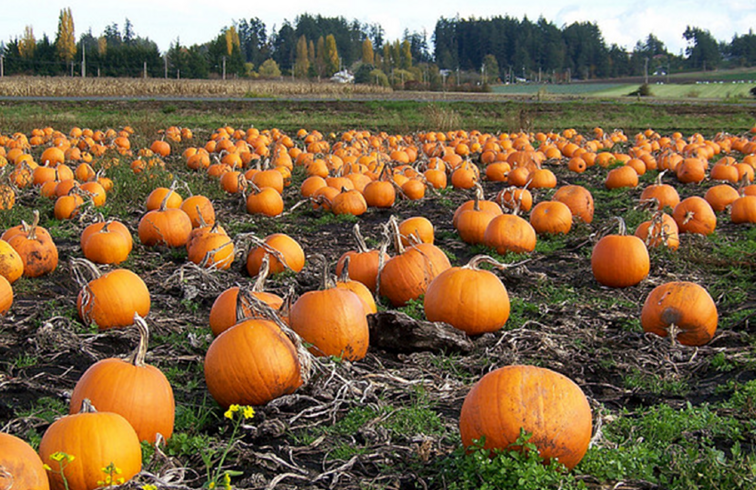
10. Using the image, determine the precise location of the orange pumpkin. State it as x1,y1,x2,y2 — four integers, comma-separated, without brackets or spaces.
459,365,592,470
591,218,649,288
204,318,303,408
529,201,572,235
69,315,175,443
39,401,142,490
424,255,510,335
673,196,716,235
641,281,717,346
246,233,305,276
0,431,50,490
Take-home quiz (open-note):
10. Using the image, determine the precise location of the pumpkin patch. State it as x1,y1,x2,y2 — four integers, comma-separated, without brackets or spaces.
0,114,754,490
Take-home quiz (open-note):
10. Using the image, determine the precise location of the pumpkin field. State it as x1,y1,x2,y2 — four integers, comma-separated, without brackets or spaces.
1,97,756,490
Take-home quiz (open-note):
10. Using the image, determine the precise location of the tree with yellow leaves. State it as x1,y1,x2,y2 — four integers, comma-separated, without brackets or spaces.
361,38,374,66
294,35,310,78
324,34,339,76
225,26,240,56
55,7,77,67
19,26,36,59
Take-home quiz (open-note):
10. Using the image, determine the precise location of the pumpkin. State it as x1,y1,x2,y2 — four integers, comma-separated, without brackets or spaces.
459,365,592,470
204,318,304,408
399,216,435,246
675,157,706,184
731,195,756,224
187,225,234,270
53,193,85,220
145,186,182,210
69,315,175,443
4,211,58,278
0,275,12,315
379,216,451,307
424,255,510,335
496,186,533,213
289,257,369,360
181,195,216,228
453,185,503,228
209,256,283,337
635,212,680,251
483,212,537,254
604,165,638,189
704,184,740,212
591,218,649,288
138,205,193,248
246,233,305,276
39,400,142,490
150,139,171,157
529,200,572,235
0,431,50,490
335,256,378,314
641,281,717,346
332,188,368,216
673,196,717,235
80,220,133,265
553,185,594,224
0,239,24,283
335,223,390,293
639,173,680,211
74,258,151,330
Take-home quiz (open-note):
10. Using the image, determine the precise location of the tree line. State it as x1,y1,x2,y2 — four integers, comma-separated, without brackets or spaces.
3,9,756,88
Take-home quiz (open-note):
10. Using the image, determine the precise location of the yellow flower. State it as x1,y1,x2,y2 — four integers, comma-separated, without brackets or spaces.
141,485,158,490
208,482,216,489
224,404,240,420
49,451,75,464
42,464,52,471
242,406,255,420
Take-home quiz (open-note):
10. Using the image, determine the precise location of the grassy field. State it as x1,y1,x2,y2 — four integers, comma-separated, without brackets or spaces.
493,81,756,100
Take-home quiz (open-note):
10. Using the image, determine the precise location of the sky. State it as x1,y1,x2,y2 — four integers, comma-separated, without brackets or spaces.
2,0,755,57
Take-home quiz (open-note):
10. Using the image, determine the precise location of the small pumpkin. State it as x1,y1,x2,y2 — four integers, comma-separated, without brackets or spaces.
4,211,58,278
529,200,573,235
0,238,24,283
80,220,133,265
483,212,537,254
335,223,390,293
379,216,451,307
289,256,369,360
39,400,142,490
553,184,594,224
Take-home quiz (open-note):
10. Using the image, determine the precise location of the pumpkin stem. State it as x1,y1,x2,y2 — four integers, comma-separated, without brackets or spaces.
352,223,370,253
129,313,151,367
386,215,405,255
252,254,271,293
311,253,336,290
80,398,98,413
69,257,102,288
27,209,41,241
465,254,531,271
196,205,209,228
338,255,352,283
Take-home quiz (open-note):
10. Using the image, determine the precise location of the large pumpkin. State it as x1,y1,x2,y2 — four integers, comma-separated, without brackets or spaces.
641,281,718,346
38,402,142,490
69,315,175,443
246,233,305,276
459,365,592,470
424,255,510,335
0,431,50,490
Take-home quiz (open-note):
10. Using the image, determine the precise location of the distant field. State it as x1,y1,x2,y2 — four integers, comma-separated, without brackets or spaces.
492,80,756,99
